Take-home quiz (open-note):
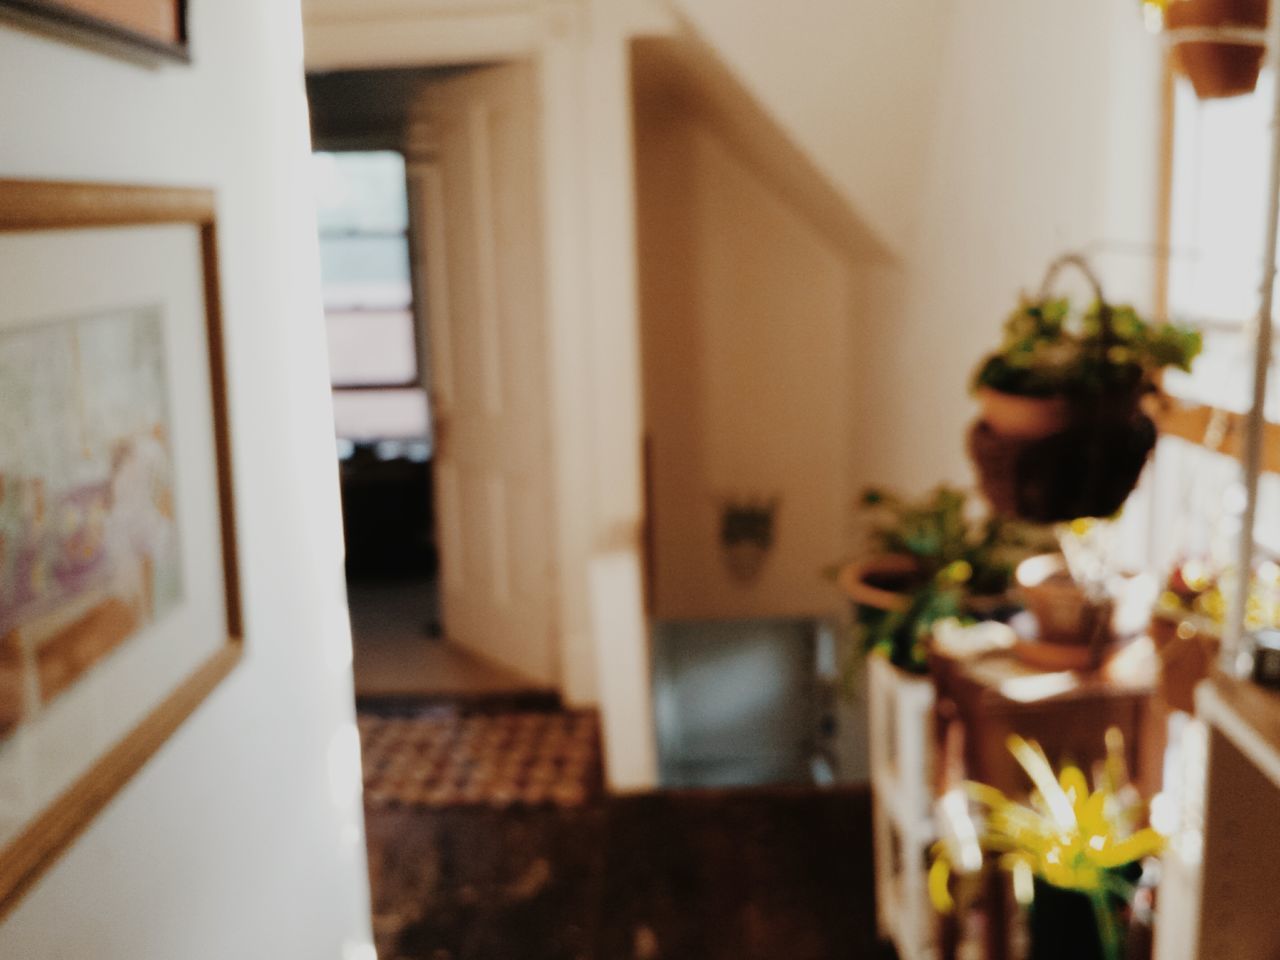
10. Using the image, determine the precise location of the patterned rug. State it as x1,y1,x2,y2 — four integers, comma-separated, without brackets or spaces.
359,709,602,809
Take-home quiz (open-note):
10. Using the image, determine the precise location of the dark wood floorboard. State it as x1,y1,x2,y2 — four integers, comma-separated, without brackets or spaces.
370,787,893,960
598,790,885,960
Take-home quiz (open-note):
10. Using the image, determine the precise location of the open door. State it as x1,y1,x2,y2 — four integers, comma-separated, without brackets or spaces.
407,62,559,687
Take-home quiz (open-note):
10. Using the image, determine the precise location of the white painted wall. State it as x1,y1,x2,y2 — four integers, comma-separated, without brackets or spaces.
636,109,856,621
854,0,1164,494
669,1,1163,497
0,3,373,958
674,0,1162,497
638,0,1162,603
670,0,952,257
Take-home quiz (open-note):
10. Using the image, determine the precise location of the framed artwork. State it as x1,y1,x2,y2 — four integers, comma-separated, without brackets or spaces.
0,0,189,63
0,180,241,915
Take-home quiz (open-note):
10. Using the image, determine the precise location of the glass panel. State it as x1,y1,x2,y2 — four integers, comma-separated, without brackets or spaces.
319,235,412,311
1147,69,1280,583
332,388,431,442
327,310,418,387
1169,72,1271,326
312,151,409,234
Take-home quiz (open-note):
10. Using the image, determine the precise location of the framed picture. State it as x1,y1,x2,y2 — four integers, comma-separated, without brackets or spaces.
0,0,189,63
0,180,241,915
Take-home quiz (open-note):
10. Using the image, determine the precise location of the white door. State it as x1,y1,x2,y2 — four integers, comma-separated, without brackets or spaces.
408,62,558,686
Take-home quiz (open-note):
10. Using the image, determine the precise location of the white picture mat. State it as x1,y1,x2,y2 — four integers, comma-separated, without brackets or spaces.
0,224,228,848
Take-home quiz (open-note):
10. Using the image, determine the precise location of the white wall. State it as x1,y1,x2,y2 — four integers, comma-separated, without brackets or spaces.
671,0,952,257
0,4,373,958
855,0,1164,494
670,1,1162,496
636,108,856,620
638,0,1163,568
676,0,1163,496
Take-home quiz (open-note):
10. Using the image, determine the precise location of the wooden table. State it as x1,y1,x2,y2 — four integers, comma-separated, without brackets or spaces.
929,638,1161,960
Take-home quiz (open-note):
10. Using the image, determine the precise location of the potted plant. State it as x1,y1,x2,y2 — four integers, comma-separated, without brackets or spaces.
1144,0,1268,100
969,254,1201,523
834,486,1050,673
930,732,1164,960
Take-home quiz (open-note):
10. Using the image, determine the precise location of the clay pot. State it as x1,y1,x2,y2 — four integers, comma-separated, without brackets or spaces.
1015,554,1114,656
977,388,1071,440
836,555,920,613
1167,0,1268,99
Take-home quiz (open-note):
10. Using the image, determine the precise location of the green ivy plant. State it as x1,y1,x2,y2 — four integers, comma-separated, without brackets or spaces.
972,298,1201,399
855,563,968,674
853,486,1052,672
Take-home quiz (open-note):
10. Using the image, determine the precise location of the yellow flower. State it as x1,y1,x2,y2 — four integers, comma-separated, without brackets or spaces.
928,730,1164,920
939,559,973,585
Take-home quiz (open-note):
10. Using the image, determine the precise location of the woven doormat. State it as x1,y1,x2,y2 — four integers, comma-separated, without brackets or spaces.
359,710,602,809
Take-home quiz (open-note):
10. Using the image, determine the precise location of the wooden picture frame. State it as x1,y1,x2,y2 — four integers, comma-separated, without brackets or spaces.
0,180,241,917
0,0,189,63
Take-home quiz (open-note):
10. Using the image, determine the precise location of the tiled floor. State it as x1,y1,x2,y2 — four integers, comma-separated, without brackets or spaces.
360,709,602,808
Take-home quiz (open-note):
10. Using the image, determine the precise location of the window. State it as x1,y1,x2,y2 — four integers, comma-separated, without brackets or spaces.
312,150,430,445
1134,68,1280,568
1167,71,1278,416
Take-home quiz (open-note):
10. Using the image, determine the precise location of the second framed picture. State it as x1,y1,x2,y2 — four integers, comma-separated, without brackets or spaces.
0,180,241,915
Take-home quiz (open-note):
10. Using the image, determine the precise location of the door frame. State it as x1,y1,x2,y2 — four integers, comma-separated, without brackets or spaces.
304,0,669,789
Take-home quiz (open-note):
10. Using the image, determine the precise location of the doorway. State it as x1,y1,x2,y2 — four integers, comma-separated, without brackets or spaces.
307,66,560,705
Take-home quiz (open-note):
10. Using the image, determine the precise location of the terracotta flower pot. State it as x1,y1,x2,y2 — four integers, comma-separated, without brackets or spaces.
836,554,920,613
837,555,930,672
977,388,1072,439
1015,554,1114,666
1167,0,1268,100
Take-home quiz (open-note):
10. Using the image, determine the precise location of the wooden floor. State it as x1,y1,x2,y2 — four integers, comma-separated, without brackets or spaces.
355,595,889,960
367,787,891,960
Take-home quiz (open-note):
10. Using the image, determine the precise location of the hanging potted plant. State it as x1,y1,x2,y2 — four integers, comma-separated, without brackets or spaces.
1145,0,1268,100
834,487,1050,673
969,254,1201,524
930,732,1164,960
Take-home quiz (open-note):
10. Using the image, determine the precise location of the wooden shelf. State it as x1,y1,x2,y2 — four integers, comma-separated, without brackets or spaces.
1180,675,1280,958
1200,672,1280,789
